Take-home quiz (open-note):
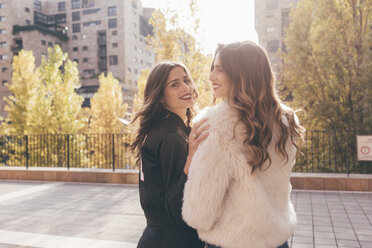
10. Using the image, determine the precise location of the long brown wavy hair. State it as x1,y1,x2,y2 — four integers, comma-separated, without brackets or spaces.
214,41,305,173
131,61,198,159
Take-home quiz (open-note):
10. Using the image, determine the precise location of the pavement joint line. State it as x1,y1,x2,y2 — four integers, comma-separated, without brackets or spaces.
292,189,372,194
0,230,137,248
0,182,62,202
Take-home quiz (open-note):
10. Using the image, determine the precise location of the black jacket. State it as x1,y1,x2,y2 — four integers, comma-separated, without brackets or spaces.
138,108,203,248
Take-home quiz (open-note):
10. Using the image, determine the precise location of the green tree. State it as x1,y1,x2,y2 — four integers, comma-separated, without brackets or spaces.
281,0,372,173
281,0,372,130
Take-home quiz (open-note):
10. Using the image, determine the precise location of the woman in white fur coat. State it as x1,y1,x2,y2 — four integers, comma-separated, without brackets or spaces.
182,41,305,248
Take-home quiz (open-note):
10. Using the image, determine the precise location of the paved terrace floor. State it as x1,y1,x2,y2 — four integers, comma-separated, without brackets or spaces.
0,181,371,248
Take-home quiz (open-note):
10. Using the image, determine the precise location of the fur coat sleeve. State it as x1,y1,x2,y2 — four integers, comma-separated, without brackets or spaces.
182,102,244,231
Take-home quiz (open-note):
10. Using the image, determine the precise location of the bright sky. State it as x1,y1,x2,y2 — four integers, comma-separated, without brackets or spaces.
141,0,258,55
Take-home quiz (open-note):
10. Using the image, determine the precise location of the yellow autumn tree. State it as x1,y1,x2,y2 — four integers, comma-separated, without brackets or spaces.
146,1,213,109
27,45,87,168
87,72,128,168
0,50,40,166
89,73,127,134
2,50,40,135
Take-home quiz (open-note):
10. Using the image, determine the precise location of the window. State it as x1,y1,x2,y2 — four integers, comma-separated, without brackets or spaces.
73,47,78,52
128,67,131,72
134,69,138,74
55,42,62,47
55,14,66,24
133,34,137,40
33,0,41,11
71,0,80,9
48,42,53,47
2,67,7,72
83,21,101,26
0,3,6,8
108,19,117,29
58,2,66,11
82,46,88,51
0,54,8,60
72,11,80,21
72,23,80,33
109,55,118,65
72,35,78,40
0,29,5,34
2,80,7,85
140,59,143,64
83,58,88,62
83,69,94,75
112,43,118,48
83,8,100,15
26,20,31,25
0,16,6,21
25,7,30,13
112,30,117,35
41,40,46,45
267,40,279,53
108,6,116,16
266,0,278,10
82,0,94,8
0,42,7,47
73,58,79,63
133,57,137,62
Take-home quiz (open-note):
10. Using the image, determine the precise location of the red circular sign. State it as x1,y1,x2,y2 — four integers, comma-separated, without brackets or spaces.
360,146,370,154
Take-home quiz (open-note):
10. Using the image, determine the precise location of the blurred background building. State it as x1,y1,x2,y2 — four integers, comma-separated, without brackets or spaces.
255,0,298,67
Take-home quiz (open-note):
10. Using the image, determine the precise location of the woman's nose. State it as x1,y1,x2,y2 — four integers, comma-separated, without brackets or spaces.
209,71,216,82
183,82,191,91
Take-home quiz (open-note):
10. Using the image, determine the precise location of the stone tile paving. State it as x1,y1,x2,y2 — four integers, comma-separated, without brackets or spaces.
0,180,371,248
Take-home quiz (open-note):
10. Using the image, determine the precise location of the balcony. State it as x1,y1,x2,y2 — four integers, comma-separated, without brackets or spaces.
98,49,106,57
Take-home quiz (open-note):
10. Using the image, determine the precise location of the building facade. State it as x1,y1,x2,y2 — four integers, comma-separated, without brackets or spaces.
0,0,155,117
254,0,298,66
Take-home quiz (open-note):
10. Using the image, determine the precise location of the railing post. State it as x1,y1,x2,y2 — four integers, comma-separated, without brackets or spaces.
67,134,70,170
25,135,29,169
112,134,115,172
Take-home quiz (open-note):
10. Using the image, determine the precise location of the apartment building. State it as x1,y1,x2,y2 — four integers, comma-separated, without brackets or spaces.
0,0,155,117
254,0,298,66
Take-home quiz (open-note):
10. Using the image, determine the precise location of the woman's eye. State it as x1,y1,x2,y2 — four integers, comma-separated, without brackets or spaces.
184,79,191,84
171,83,178,87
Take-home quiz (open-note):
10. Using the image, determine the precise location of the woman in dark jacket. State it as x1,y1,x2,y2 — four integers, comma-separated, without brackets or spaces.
131,61,207,248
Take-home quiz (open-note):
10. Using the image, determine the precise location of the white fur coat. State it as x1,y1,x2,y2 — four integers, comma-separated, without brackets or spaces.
182,102,297,248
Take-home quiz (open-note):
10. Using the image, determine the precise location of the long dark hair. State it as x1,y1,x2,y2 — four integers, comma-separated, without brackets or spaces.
131,61,197,159
214,41,305,173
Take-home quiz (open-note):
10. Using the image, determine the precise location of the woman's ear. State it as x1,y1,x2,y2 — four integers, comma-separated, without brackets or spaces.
160,97,165,104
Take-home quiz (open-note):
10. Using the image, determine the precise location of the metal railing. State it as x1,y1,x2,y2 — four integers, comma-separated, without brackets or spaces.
293,130,371,174
0,133,135,171
0,130,371,173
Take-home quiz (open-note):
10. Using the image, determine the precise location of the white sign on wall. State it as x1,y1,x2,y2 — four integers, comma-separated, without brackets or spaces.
357,135,372,161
